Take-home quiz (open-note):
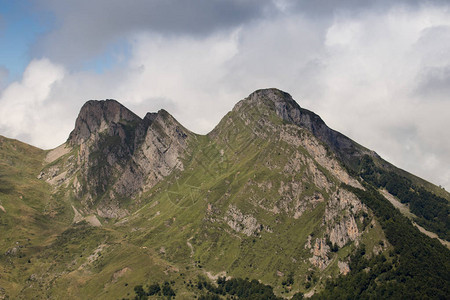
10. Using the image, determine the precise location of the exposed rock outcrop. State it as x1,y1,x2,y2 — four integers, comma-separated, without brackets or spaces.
40,100,194,218
309,238,331,269
338,260,350,275
325,188,367,248
224,205,265,236
68,99,141,146
114,110,190,196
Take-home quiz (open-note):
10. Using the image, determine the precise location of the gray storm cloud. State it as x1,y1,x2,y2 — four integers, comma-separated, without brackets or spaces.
34,0,275,66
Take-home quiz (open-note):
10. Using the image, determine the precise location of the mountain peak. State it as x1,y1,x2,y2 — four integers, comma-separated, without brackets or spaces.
68,99,141,145
248,88,293,101
234,88,306,126
256,88,300,122
229,89,375,169
246,88,299,116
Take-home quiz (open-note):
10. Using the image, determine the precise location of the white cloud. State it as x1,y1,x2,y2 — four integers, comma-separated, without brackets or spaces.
113,31,242,132
0,58,66,147
313,5,450,190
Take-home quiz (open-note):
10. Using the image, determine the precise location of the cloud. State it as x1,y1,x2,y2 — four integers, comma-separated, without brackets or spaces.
413,25,450,101
34,0,441,67
0,58,66,147
314,5,450,190
34,0,275,67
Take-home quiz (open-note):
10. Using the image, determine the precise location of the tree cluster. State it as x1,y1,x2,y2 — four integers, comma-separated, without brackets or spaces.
313,183,450,299
358,155,449,240
132,281,175,299
196,276,295,300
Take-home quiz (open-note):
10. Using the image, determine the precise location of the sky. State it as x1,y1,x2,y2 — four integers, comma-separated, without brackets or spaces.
0,0,449,190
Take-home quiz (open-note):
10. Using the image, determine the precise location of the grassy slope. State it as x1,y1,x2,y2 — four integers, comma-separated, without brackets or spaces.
0,136,72,298
0,103,358,298
1,97,447,299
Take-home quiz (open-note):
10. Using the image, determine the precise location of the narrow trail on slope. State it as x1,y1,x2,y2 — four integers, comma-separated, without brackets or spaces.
186,237,194,257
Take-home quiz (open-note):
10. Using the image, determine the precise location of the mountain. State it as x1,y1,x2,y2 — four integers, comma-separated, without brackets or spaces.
0,88,449,299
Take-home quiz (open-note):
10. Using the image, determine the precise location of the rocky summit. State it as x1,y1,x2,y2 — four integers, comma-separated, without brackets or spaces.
0,88,449,299
40,100,193,218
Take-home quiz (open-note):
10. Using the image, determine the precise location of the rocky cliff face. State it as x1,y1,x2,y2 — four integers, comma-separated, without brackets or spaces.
67,99,141,146
40,100,194,218
113,110,191,198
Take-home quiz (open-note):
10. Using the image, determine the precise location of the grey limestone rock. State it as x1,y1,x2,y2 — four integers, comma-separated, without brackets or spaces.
46,99,193,218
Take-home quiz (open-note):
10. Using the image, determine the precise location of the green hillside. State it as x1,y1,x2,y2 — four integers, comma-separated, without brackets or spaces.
0,136,72,298
0,89,448,299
